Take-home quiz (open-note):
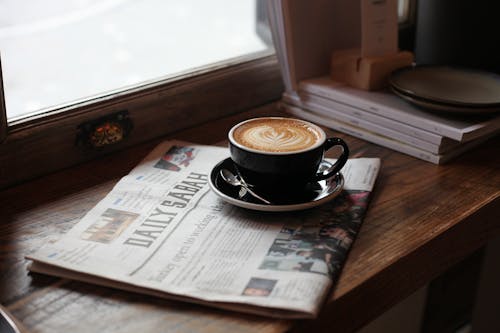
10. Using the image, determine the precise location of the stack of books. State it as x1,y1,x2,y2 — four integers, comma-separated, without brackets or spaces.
284,77,500,164
268,0,500,164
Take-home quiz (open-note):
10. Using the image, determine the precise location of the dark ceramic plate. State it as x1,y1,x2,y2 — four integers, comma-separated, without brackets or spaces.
389,66,500,114
390,85,500,114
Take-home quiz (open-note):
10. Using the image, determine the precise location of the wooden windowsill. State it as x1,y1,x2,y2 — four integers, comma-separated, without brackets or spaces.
0,54,283,189
1,104,499,333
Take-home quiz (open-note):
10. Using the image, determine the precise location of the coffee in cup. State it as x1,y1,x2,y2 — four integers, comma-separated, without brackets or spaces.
231,117,322,153
228,117,349,192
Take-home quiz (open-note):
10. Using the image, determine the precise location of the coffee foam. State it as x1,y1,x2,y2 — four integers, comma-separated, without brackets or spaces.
232,118,322,152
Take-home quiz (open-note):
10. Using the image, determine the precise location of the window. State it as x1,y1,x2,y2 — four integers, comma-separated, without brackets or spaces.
1,0,272,121
0,0,415,189
0,0,282,188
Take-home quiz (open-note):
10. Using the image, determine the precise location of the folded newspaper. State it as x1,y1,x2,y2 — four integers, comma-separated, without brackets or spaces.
27,141,380,319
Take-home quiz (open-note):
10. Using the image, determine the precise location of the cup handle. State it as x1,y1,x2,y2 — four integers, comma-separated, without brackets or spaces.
313,137,349,181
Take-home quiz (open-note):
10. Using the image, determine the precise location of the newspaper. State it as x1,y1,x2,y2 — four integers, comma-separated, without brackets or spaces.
27,141,380,319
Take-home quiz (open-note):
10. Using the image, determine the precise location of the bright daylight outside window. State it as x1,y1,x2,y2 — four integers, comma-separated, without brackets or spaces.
0,0,270,121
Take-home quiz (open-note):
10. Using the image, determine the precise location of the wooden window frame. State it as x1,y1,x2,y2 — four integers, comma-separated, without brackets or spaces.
0,51,283,189
0,57,7,143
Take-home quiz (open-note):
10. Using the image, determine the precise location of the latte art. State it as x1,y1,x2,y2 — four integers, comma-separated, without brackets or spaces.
232,118,322,152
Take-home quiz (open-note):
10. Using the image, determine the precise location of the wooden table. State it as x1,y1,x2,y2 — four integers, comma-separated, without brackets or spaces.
1,106,499,333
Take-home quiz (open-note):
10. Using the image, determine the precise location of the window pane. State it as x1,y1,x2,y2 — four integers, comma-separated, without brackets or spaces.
1,0,270,120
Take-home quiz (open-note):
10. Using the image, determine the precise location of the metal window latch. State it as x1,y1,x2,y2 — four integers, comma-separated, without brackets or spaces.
76,110,133,148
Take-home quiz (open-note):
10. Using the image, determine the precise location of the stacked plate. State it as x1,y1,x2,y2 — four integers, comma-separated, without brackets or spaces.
389,66,500,114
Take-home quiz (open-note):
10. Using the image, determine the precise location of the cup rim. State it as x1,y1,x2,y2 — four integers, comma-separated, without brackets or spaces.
228,117,326,155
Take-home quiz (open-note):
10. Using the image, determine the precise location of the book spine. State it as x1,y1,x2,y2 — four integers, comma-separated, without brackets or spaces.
284,94,460,154
296,93,450,146
435,132,500,164
285,93,461,154
284,104,443,164
304,102,445,154
300,82,467,141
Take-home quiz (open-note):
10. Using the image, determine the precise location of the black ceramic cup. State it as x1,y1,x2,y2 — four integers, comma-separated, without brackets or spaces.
228,117,349,193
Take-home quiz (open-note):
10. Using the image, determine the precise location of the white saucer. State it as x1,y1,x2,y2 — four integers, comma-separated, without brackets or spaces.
208,158,344,212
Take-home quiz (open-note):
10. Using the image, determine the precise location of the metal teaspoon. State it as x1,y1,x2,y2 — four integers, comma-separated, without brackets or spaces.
220,169,271,204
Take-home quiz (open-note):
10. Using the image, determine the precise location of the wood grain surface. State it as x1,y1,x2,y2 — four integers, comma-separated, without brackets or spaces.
1,104,499,333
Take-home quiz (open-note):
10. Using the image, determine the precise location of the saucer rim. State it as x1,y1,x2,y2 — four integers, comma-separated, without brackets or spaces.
208,158,344,212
